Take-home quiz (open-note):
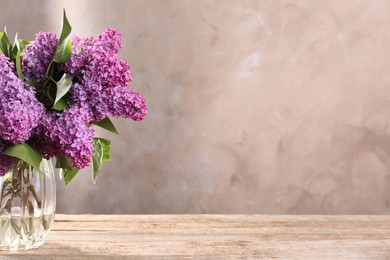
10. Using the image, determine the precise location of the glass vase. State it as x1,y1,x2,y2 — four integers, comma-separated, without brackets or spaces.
0,159,56,250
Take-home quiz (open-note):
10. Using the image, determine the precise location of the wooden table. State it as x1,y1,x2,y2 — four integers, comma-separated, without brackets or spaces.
1,214,390,259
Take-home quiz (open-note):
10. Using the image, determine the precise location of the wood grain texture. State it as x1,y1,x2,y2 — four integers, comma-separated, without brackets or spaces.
1,214,390,259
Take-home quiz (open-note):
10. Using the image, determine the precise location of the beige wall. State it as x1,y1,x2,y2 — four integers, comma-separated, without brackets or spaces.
2,0,390,214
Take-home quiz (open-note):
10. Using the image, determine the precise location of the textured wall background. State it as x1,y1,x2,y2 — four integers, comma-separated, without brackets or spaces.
1,0,390,214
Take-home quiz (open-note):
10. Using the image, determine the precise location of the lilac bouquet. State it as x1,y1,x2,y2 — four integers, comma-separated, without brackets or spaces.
0,11,147,184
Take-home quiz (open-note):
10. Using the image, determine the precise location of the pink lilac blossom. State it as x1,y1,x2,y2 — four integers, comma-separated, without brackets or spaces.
21,32,58,83
0,55,44,144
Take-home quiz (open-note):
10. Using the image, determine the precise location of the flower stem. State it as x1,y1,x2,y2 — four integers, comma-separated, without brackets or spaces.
28,184,42,209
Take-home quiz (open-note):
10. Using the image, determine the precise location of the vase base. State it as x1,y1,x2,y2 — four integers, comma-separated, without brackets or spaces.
0,214,54,251
0,238,44,251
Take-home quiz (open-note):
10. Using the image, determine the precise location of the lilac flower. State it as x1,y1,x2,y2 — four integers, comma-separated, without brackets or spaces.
0,27,147,174
60,35,94,78
96,28,122,54
68,56,134,121
28,126,58,160
71,83,108,121
83,55,131,89
61,29,146,122
42,108,94,169
104,87,147,121
63,30,131,88
0,141,17,176
22,32,58,83
0,55,44,144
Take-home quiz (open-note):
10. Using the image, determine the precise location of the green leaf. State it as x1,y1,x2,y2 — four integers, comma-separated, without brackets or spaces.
62,167,79,185
94,137,111,161
53,9,72,63
52,73,72,110
91,118,119,135
0,29,11,58
91,138,111,183
56,156,79,185
15,51,24,81
11,34,30,56
12,32,19,54
92,139,103,184
18,39,31,51
3,143,44,176
24,80,42,88
0,31,3,55
52,97,68,111
12,33,27,81
55,156,72,169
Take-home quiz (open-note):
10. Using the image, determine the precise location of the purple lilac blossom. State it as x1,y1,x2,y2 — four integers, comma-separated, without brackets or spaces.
28,126,58,160
96,28,122,54
104,86,147,121
0,141,17,176
42,108,94,169
21,32,58,83
0,55,44,144
0,28,147,173
62,29,126,84
60,35,94,78
61,28,147,122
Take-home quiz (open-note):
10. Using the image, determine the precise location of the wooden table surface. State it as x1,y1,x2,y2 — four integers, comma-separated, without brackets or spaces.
1,214,390,259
